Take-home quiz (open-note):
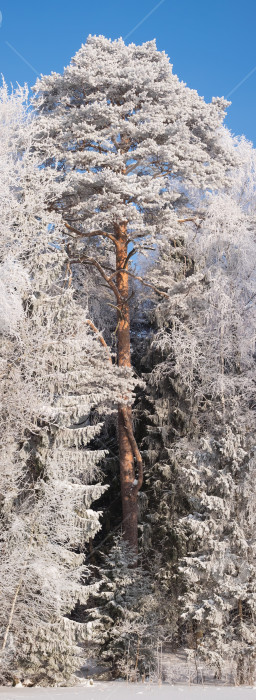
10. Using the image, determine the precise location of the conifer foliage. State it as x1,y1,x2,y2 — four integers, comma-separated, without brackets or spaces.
0,84,129,685
86,537,163,681
142,132,256,683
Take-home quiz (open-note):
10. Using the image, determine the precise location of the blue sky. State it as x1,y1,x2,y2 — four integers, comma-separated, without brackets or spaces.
0,0,255,144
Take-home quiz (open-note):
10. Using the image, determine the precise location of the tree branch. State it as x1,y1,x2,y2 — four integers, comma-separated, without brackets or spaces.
64,222,117,245
85,320,112,363
69,255,121,303
178,217,203,227
152,167,172,179
125,161,139,174
110,268,169,298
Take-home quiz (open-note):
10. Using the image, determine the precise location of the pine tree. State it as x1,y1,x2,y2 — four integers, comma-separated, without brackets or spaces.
31,35,234,552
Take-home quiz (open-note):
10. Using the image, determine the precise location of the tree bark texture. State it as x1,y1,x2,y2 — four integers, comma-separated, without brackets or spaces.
67,219,143,555
115,224,139,553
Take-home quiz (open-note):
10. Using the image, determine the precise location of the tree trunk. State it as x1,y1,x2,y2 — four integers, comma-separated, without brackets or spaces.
115,224,138,553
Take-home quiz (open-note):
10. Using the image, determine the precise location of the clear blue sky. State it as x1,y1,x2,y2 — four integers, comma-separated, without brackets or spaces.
0,0,255,144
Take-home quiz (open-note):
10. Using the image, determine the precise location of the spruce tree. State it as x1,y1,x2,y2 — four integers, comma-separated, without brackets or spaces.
141,132,256,683
0,83,131,685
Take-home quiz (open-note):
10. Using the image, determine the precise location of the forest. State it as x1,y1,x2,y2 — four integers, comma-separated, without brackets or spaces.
0,34,255,688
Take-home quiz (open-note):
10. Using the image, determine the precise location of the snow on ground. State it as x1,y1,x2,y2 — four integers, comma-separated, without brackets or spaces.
0,683,255,699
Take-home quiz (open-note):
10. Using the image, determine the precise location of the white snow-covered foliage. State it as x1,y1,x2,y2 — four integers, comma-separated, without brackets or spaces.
31,34,234,308
85,537,162,681
1,37,255,686
30,37,256,682
145,133,256,683
0,259,29,334
0,84,134,685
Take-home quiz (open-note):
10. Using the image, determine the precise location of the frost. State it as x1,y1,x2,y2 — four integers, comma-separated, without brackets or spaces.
0,82,125,686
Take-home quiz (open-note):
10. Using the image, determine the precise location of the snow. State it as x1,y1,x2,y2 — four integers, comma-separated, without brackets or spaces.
0,684,255,700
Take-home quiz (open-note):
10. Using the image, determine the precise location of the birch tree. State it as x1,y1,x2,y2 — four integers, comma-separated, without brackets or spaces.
31,35,234,553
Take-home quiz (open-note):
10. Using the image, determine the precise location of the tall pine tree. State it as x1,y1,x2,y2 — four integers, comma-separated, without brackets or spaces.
31,35,233,552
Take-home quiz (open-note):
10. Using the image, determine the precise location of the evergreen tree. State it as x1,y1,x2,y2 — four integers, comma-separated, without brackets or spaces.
85,537,163,681
141,132,256,683
0,84,132,685
31,35,233,552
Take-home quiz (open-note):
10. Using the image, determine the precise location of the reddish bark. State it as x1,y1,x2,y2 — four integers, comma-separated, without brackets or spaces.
115,224,139,554
67,220,143,555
